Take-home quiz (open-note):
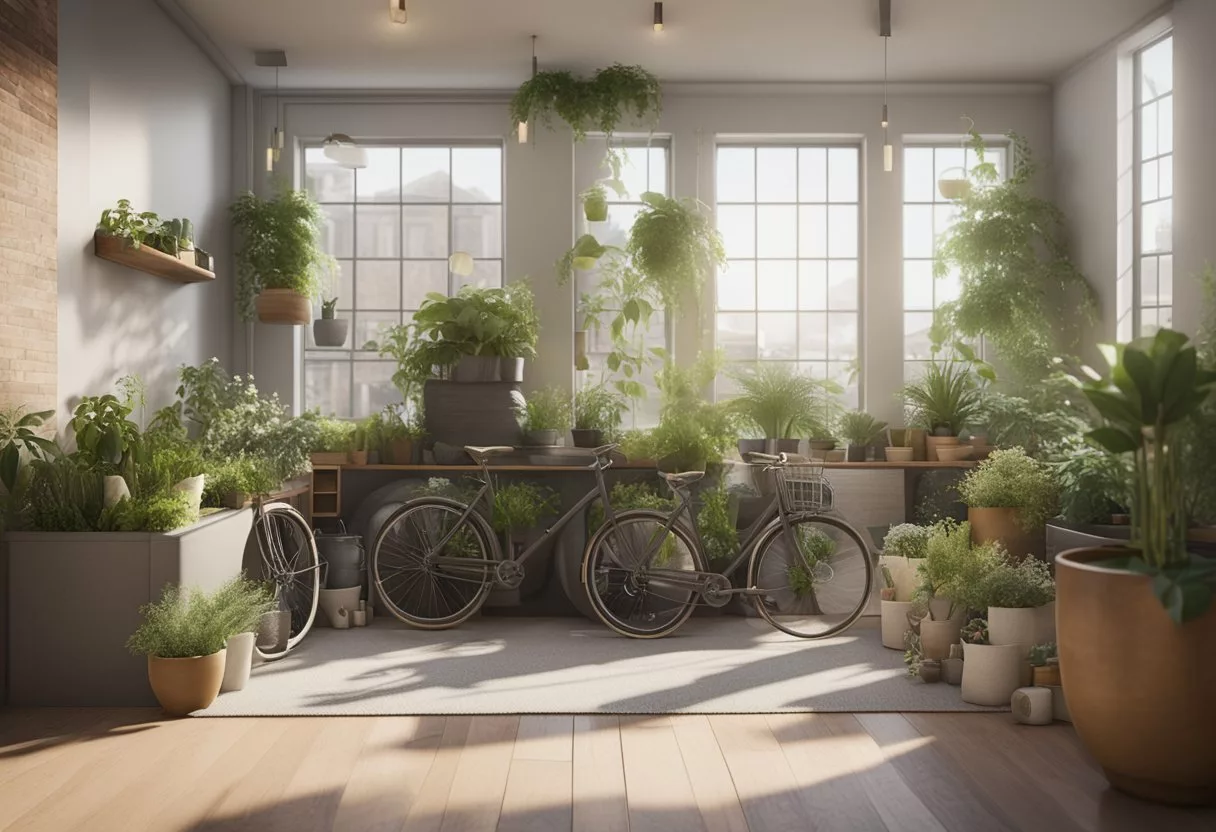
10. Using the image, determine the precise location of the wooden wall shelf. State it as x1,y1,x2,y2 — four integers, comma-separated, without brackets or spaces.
93,232,216,284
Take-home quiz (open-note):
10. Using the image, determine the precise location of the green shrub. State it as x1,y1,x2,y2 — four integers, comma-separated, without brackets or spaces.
311,417,356,453
915,520,1004,619
202,457,280,506
958,447,1059,530
492,481,559,537
127,576,275,658
520,387,572,432
881,523,931,559
696,486,737,564
901,361,982,435
976,555,1055,609
101,492,196,533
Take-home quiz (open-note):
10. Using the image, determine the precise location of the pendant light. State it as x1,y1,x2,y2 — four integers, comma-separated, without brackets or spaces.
880,0,893,173
390,0,407,24
255,51,288,173
653,2,664,32
322,133,369,169
518,35,537,144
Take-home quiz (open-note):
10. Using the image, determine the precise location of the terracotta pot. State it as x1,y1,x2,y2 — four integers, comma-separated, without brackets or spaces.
960,642,1022,706
968,506,1044,560
1032,664,1062,687
884,447,914,462
924,435,960,461
1056,547,1216,805
147,650,227,716
256,288,311,325
390,438,415,464
880,600,915,650
935,445,973,462
310,452,349,466
920,618,962,660
348,450,368,466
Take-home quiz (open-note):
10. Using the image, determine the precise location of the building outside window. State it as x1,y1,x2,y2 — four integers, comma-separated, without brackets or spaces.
301,143,504,417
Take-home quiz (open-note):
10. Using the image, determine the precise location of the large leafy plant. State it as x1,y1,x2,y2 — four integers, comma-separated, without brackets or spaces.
509,65,661,142
934,132,1096,382
1076,329,1216,622
728,364,842,439
69,395,141,470
230,183,330,320
901,360,983,435
626,192,726,310
958,447,1060,530
0,407,58,493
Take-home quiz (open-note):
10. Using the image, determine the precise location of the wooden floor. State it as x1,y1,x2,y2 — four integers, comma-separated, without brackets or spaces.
0,710,1212,831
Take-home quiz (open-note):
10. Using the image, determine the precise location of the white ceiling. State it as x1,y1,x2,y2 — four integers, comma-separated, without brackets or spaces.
177,0,1166,89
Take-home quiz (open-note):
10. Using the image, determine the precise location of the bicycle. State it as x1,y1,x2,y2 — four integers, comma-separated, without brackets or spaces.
251,498,321,661
581,452,873,639
370,443,623,628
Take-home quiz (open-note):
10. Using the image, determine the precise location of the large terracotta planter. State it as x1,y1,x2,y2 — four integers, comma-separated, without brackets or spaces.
256,288,311,325
961,642,1022,706
1056,547,1216,805
968,506,1044,559
147,650,227,716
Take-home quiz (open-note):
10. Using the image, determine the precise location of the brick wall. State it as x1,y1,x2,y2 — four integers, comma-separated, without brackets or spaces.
0,0,57,414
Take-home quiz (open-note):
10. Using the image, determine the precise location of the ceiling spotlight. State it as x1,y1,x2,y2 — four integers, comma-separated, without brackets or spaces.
390,0,407,25
653,2,664,32
322,133,369,169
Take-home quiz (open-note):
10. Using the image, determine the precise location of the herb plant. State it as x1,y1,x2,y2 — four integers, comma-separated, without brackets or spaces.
901,361,983,435
492,481,559,538
96,199,162,249
976,555,1055,609
574,383,626,434
958,447,1060,531
882,523,931,559
696,486,738,564
839,411,889,447
728,364,842,439
519,387,572,432
126,576,275,659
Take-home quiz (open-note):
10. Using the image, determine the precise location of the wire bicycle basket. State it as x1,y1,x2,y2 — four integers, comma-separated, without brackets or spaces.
775,459,831,513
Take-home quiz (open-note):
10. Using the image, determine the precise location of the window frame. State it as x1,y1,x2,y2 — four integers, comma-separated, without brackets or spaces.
299,138,506,418
1131,31,1174,337
712,138,866,408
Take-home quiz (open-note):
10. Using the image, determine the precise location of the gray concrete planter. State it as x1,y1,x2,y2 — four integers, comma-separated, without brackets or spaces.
2,508,253,706
313,317,349,347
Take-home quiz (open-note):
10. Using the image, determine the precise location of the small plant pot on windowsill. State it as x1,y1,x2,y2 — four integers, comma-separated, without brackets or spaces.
451,355,501,382
524,429,560,447
884,447,914,462
935,445,973,462
389,438,416,465
313,317,349,348
808,439,835,459
147,650,227,716
571,428,604,449
256,288,312,325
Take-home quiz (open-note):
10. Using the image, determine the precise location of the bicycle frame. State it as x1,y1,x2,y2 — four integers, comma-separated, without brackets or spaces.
424,455,621,574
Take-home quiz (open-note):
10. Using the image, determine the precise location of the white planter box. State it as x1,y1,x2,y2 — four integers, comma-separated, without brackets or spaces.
2,509,253,706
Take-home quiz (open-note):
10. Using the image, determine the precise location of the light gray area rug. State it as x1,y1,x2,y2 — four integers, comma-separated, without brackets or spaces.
199,616,1000,716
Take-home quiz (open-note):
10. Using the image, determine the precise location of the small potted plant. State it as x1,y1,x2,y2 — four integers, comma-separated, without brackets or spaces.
728,364,839,457
492,480,560,579
901,361,982,460
310,417,354,466
839,410,888,463
581,182,609,223
347,423,369,466
127,577,273,716
975,553,1056,682
912,521,994,658
959,447,1059,558
878,523,930,648
313,297,349,348
230,184,328,326
1028,642,1060,687
493,281,540,383
883,427,915,462
573,383,624,448
519,386,571,447
959,617,1024,707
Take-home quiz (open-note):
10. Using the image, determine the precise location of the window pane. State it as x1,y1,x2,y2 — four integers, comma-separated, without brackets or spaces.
828,313,858,360
717,313,757,360
355,261,401,310
1142,160,1159,202
798,148,827,202
757,148,797,202
757,205,797,258
1159,155,1173,198
402,205,448,258
904,260,934,311
451,147,502,202
828,147,859,203
648,147,668,197
798,312,827,361
828,205,858,258
452,204,503,258
617,147,652,200
1159,255,1173,306
904,148,935,203
402,148,451,202
305,147,354,202
798,205,828,258
1141,198,1173,254
1142,256,1159,307
1158,94,1173,155
904,312,935,360
756,312,797,359
718,205,756,257
402,261,448,309
305,360,351,418
1141,102,1158,160
903,205,933,258
357,148,401,203
353,362,397,418
355,310,401,349
455,259,502,291
716,147,755,202
757,260,797,310
798,260,827,311
827,260,858,311
356,205,401,258
320,205,354,259
718,261,756,311
1140,37,1173,100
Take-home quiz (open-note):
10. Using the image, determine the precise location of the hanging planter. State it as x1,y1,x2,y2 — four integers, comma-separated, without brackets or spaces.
582,184,609,222
256,289,312,325
509,64,662,142
937,166,972,200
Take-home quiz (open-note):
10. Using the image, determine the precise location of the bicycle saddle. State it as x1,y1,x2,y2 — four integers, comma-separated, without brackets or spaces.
464,445,514,463
661,470,705,487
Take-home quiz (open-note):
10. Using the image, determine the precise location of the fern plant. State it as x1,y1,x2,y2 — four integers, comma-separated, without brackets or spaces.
509,65,661,142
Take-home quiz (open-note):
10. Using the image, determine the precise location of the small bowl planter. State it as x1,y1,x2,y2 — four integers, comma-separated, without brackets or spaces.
961,642,1023,706
390,438,417,465
348,450,369,466
256,288,311,325
147,650,227,716
924,434,960,461
935,445,973,462
884,447,914,462
524,429,561,447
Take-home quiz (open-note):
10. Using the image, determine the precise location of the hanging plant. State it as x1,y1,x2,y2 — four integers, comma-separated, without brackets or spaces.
627,192,725,310
933,131,1096,383
509,64,662,142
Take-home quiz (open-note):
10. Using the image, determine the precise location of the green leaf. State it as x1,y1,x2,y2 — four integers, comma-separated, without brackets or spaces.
99,426,122,463
16,410,53,428
1083,388,1141,429
606,352,621,372
623,298,640,324
0,444,18,492
1084,426,1139,454
639,191,665,208
602,178,627,198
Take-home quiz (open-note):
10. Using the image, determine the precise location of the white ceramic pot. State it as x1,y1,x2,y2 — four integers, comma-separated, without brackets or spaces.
920,618,962,660
989,605,1041,685
878,555,919,602
880,600,915,650
961,642,1023,706
173,474,205,518
221,632,255,693
1012,686,1054,725
1035,600,1057,644
318,586,362,627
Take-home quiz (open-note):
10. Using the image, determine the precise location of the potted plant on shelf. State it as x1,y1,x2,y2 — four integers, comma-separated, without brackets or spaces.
959,617,1023,706
347,423,369,467
313,297,349,348
958,447,1059,558
126,576,274,716
493,281,541,383
651,359,737,475
901,360,983,460
518,387,571,447
728,364,839,458
883,427,915,462
1058,329,1216,805
95,199,162,251
839,411,888,463
230,184,328,326
573,383,624,448
309,417,354,466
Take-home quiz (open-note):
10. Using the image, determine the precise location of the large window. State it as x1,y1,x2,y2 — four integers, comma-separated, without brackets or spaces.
575,138,670,428
302,143,504,417
901,144,1005,381
714,144,861,407
1133,34,1174,336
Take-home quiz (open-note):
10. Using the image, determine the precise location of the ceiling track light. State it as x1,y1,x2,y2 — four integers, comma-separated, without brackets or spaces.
879,0,893,173
519,35,537,144
390,0,407,24
653,2,664,32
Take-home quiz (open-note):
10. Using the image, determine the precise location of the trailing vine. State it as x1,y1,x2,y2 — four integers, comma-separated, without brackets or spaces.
509,64,662,141
933,131,1095,383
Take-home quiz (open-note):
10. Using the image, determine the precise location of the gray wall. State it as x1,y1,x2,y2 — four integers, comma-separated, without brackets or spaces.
57,0,233,420
1054,1,1214,342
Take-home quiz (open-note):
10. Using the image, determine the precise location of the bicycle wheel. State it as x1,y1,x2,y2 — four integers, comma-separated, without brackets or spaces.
254,502,320,661
583,510,706,638
372,497,498,629
748,513,872,639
